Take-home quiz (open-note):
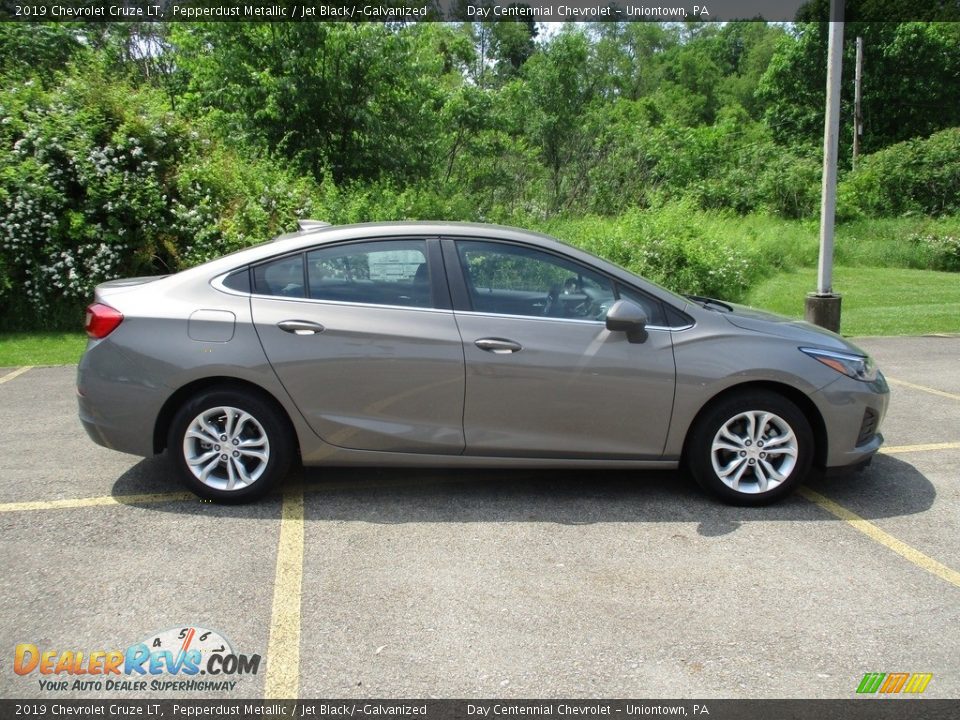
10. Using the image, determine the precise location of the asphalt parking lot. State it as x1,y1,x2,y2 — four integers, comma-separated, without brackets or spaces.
1,336,958,700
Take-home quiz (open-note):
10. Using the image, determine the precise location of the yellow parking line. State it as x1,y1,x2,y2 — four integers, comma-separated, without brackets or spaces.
881,441,960,454
887,377,960,402
0,366,33,384
264,485,305,699
799,487,960,590
0,475,467,515
0,490,194,513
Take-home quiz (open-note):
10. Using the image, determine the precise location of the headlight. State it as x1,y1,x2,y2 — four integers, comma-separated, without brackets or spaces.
800,347,879,382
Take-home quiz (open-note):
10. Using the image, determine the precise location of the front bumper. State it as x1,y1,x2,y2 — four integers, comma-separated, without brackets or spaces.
812,371,890,470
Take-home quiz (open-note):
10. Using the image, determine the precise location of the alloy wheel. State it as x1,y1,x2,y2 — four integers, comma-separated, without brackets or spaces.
182,406,270,491
709,410,799,494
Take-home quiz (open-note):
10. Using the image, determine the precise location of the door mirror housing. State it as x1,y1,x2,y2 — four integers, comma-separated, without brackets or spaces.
606,300,648,343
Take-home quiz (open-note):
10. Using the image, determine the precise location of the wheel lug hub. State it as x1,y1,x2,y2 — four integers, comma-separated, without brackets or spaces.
220,435,227,441
233,451,240,457
748,458,756,465
215,445,220,451
745,440,752,446
233,439,239,445
739,451,747,457
760,452,766,459
220,454,227,461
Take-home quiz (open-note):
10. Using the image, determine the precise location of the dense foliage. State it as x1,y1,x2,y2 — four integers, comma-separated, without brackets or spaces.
0,18,958,329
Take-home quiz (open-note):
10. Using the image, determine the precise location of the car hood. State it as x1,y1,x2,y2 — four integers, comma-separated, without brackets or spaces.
719,302,869,355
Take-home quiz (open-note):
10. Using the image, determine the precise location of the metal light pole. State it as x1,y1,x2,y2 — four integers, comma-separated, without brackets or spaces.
805,0,845,333
852,36,864,169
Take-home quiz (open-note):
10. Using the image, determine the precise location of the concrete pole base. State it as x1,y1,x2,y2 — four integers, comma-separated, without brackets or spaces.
805,293,842,333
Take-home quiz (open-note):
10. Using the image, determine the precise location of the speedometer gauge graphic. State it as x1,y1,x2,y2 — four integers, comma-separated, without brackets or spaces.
140,626,233,673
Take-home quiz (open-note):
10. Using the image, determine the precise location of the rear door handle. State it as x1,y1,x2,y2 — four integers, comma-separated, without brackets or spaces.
277,320,325,336
474,338,522,354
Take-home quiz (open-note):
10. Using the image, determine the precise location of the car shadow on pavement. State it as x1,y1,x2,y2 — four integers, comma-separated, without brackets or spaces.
111,453,934,537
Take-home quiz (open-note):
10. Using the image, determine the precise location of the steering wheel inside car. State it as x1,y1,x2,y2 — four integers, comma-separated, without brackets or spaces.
543,279,604,319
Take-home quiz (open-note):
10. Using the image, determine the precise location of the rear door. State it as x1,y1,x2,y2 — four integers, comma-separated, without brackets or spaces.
446,238,677,459
250,237,466,454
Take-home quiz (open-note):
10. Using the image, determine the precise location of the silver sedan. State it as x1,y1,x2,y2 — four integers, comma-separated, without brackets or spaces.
77,221,889,505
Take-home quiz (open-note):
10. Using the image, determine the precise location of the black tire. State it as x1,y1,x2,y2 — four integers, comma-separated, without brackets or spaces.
168,387,294,503
686,390,813,506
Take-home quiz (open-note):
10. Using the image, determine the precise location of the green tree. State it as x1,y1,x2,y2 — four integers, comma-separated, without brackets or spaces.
170,23,445,185
0,24,83,82
589,23,677,101
518,30,597,213
758,21,960,158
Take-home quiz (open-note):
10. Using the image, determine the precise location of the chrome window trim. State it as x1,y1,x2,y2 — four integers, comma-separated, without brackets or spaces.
454,309,692,332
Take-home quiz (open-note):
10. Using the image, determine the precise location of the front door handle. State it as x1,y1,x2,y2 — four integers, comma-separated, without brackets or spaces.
277,320,325,336
474,338,522,354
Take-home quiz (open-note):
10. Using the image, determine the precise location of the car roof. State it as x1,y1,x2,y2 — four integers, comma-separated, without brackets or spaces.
208,221,567,268
279,220,561,247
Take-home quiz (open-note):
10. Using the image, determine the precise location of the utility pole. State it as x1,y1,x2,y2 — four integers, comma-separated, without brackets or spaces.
805,0,844,333
853,36,864,169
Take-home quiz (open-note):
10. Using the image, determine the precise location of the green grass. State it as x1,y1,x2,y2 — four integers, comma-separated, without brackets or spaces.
0,332,88,367
745,265,960,337
833,215,960,269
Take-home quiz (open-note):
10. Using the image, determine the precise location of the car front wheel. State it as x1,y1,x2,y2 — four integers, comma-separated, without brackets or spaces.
687,390,813,505
168,388,293,502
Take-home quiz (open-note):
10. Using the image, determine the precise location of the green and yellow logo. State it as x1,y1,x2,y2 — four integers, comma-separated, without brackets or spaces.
857,673,933,694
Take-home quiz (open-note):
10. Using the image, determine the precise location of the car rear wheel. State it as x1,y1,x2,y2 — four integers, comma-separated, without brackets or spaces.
687,390,813,506
168,389,293,502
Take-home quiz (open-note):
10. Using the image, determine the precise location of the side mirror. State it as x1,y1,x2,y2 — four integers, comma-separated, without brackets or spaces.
605,299,648,343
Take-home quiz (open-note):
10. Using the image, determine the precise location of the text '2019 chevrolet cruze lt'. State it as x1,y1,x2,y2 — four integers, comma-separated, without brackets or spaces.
78,221,888,505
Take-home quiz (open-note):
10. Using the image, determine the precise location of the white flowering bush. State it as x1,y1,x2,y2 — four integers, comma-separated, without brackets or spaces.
908,232,960,272
0,70,322,330
0,73,184,327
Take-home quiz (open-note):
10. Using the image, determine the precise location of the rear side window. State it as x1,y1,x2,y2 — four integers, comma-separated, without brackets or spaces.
222,268,250,293
253,255,305,298
306,240,431,308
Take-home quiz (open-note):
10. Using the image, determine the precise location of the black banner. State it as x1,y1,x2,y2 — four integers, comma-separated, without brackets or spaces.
1,0,959,23
1,700,959,720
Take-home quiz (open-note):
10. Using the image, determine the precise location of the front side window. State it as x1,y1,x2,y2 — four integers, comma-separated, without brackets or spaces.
457,241,615,320
307,240,431,308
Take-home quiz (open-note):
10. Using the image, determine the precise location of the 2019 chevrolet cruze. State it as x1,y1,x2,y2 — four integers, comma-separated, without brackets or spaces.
78,221,888,505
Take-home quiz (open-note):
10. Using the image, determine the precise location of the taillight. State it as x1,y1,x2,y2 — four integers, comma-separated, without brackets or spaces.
84,303,124,339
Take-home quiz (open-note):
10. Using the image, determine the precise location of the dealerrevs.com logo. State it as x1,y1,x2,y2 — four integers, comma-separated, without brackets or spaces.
13,626,260,693
856,672,933,695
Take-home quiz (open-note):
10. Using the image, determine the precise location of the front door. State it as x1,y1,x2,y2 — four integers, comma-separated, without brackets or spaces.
448,239,677,459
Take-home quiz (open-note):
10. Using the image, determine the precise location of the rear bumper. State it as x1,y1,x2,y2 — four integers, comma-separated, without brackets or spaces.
76,340,165,458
